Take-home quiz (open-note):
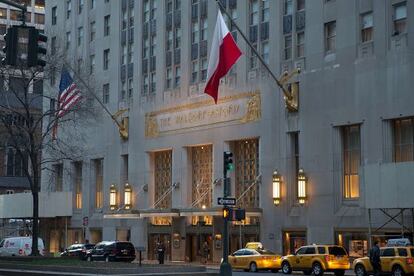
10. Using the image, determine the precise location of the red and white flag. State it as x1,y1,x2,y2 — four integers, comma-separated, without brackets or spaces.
204,10,242,104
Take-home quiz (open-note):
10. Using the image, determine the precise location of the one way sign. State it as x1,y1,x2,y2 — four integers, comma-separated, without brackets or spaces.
217,197,236,206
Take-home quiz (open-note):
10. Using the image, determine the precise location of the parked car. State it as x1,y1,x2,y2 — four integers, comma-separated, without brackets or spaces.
85,241,135,262
353,246,414,276
0,236,45,256
281,245,350,276
61,243,95,260
228,248,282,272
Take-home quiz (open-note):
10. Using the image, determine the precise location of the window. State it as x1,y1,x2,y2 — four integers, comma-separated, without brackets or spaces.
74,162,82,209
174,66,181,87
304,247,316,254
361,12,373,42
6,148,28,177
284,35,292,60
66,0,72,19
297,0,305,11
103,83,109,104
78,0,84,13
90,0,95,9
94,159,103,209
328,246,347,256
262,0,269,22
296,247,307,255
325,21,336,52
284,0,293,15
53,164,63,192
66,32,71,50
77,27,83,46
51,36,57,55
394,117,414,162
393,3,407,35
35,13,44,24
398,248,408,256
35,0,44,9
262,41,269,64
317,247,326,254
103,49,110,70
52,6,57,25
166,68,172,89
0,8,6,19
296,32,305,57
128,78,133,98
381,248,396,257
342,125,360,199
90,54,95,74
90,21,96,41
104,15,110,36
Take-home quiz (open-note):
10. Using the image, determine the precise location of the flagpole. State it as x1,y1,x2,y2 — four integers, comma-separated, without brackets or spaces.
63,62,123,129
215,0,292,100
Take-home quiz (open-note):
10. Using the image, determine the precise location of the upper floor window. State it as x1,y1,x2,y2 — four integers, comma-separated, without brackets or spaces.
52,6,57,25
90,54,95,74
78,0,84,14
393,2,407,35
284,35,292,60
361,12,373,42
78,27,83,46
103,49,110,70
53,164,63,192
394,117,413,162
103,83,110,104
284,0,293,15
325,21,336,52
66,0,72,19
342,125,360,199
104,15,110,36
90,0,95,9
296,32,305,57
297,0,305,11
90,21,96,41
0,8,6,19
66,31,71,49
6,148,28,177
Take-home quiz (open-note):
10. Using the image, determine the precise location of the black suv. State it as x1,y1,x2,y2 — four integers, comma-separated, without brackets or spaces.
86,241,136,262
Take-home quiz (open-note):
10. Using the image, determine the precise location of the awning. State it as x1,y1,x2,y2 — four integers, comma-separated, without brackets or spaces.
103,213,140,219
137,208,180,218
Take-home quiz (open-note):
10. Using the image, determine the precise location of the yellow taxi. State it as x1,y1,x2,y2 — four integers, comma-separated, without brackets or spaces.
353,246,414,276
281,245,350,276
228,248,282,272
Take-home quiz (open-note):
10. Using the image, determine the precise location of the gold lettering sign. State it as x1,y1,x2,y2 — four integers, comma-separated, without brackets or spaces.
145,91,261,138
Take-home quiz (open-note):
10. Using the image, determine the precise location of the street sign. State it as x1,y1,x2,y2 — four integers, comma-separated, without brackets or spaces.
217,197,236,206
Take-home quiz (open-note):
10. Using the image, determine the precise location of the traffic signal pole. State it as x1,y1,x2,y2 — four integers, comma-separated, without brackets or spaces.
220,152,233,276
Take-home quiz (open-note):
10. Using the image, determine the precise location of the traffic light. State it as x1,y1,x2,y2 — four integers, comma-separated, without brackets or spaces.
223,206,231,220
1,27,18,66
223,151,234,172
27,28,47,67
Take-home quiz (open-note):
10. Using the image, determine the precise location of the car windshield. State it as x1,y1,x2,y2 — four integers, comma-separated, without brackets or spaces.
257,249,275,255
329,246,347,256
85,244,95,249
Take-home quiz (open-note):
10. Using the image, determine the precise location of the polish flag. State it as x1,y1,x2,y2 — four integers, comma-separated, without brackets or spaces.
204,10,242,104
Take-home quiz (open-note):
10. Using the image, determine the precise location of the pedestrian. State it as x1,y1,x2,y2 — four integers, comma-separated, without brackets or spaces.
202,241,210,264
369,240,381,276
157,241,166,264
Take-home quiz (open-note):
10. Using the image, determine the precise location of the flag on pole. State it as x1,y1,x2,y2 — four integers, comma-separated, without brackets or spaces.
52,68,82,139
204,10,242,104
57,68,82,117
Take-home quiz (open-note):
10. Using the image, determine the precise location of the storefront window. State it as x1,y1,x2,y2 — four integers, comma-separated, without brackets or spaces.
336,232,368,259
283,231,306,255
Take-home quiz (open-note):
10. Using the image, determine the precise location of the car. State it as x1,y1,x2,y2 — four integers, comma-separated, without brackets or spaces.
0,236,45,256
353,246,414,276
281,245,350,276
85,241,135,262
61,243,95,260
228,248,282,273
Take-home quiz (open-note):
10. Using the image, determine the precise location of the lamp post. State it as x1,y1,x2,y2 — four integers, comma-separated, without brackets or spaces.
124,183,132,210
272,170,281,206
297,169,307,204
110,184,117,210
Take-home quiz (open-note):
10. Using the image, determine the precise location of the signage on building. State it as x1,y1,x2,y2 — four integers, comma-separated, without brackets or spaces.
145,91,261,138
217,197,236,206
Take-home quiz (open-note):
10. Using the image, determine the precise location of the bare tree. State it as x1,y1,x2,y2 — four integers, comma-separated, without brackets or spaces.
0,48,98,255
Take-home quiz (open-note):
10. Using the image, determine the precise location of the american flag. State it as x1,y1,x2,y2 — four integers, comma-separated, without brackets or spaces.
57,68,82,117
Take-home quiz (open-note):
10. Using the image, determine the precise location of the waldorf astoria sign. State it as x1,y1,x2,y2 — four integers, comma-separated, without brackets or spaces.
145,91,261,138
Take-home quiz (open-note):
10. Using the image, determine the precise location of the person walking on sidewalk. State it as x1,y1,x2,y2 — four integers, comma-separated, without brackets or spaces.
202,241,210,264
156,241,166,264
369,240,381,276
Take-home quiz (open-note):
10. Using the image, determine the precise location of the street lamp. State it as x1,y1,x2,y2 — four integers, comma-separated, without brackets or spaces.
124,183,132,210
110,184,117,210
272,170,281,205
297,168,307,204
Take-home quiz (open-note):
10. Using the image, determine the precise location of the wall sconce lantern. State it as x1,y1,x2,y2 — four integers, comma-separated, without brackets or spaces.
124,183,132,210
297,168,307,204
110,184,117,210
272,170,281,205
